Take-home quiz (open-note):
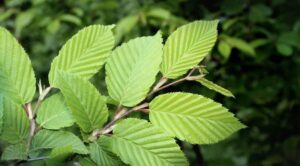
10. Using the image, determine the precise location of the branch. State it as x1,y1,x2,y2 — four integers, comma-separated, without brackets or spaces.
90,103,149,141
26,104,35,151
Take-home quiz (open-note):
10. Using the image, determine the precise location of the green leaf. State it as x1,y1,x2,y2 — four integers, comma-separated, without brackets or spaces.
46,145,73,166
218,40,232,59
31,129,88,154
56,72,108,133
0,97,29,144
1,143,28,161
90,136,123,166
149,92,246,144
0,27,36,104
161,20,218,79
106,33,163,107
36,93,74,130
15,9,35,37
223,35,256,56
49,25,115,87
197,78,235,97
115,15,139,43
79,157,97,166
276,43,293,56
112,118,188,166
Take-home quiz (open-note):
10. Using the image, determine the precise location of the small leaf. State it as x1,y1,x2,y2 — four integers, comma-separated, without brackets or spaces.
112,118,188,166
197,78,235,97
223,35,256,56
149,92,246,144
56,72,108,133
1,143,27,161
36,93,74,130
46,145,73,166
90,136,123,166
276,43,293,56
106,33,163,107
218,40,231,59
161,20,218,79
0,97,29,144
0,27,36,104
49,25,115,86
31,129,88,154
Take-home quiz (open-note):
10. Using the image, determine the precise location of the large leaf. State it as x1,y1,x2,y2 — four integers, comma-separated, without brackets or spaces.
36,93,74,130
90,136,123,166
112,118,188,166
149,92,246,144
197,78,235,97
31,130,88,154
106,33,163,107
161,20,218,79
0,96,29,144
1,143,27,161
0,27,36,104
48,25,115,86
56,72,108,133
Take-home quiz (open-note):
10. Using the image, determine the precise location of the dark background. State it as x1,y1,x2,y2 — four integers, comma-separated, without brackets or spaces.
1,0,300,165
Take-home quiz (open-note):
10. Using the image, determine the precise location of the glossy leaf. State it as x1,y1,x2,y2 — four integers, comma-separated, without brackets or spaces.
106,33,163,107
36,93,74,130
112,118,188,166
56,72,108,132
0,27,36,104
161,20,218,79
49,25,115,86
149,92,246,144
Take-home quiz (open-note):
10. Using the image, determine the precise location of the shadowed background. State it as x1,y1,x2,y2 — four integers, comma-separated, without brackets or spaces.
1,0,300,165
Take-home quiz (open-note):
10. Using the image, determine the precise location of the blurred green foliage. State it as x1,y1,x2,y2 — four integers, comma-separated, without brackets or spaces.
1,0,300,165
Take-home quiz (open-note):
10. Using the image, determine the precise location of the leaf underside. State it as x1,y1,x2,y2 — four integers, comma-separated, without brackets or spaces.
112,118,188,166
149,92,246,144
1,143,27,161
161,20,218,79
106,33,163,107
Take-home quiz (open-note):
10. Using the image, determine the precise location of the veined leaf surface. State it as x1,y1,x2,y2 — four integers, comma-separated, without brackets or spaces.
56,72,108,133
161,20,218,79
0,27,36,104
149,92,246,144
31,130,88,154
106,33,163,107
112,118,188,166
1,143,27,161
90,136,123,166
49,25,115,86
0,96,29,143
36,93,74,130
